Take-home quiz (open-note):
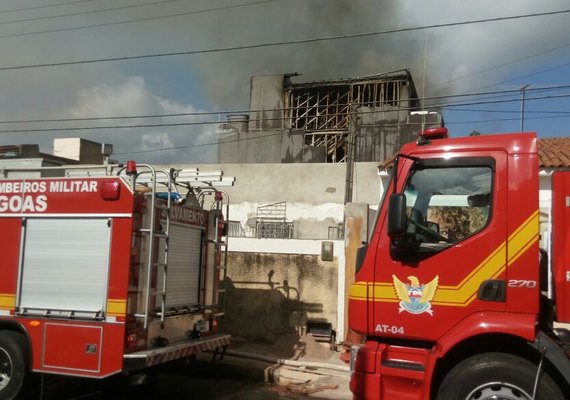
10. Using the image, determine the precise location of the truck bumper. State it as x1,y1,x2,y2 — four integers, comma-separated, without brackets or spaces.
123,333,230,371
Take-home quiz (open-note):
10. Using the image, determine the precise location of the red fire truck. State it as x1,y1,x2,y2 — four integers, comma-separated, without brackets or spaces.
349,129,570,399
0,161,232,399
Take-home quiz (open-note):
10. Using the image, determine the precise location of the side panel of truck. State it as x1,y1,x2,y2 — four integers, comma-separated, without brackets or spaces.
0,177,134,377
553,171,570,322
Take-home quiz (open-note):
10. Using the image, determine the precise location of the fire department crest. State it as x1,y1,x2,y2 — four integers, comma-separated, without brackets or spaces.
392,275,439,315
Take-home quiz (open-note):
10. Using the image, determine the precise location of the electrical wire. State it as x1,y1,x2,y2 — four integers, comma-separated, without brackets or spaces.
428,41,570,90
0,8,568,70
110,110,570,156
0,0,280,41
0,0,185,26
445,113,570,125
2,91,569,134
1,84,569,126
442,107,570,115
467,59,570,94
0,0,96,15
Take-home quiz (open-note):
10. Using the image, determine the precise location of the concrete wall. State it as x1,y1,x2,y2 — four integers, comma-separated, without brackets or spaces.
53,138,110,164
0,158,66,178
223,238,344,342
249,75,286,132
178,162,381,204
222,251,338,342
158,162,382,240
155,162,383,343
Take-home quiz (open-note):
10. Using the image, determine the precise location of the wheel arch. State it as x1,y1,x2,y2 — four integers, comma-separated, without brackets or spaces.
0,320,33,370
430,332,570,399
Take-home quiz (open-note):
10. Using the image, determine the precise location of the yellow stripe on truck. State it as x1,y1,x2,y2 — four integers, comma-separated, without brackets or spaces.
349,211,539,308
0,294,15,309
107,299,127,316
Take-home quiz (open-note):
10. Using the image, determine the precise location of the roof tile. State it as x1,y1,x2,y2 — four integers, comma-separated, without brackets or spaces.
538,138,570,168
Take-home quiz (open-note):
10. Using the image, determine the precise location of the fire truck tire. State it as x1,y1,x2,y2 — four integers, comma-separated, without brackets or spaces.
0,331,29,400
436,352,564,400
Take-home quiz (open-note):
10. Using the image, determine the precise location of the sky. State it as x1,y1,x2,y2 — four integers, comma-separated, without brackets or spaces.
0,0,569,164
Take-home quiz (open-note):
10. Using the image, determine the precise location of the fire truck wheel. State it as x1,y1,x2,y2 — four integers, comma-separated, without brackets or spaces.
0,331,28,400
436,352,564,400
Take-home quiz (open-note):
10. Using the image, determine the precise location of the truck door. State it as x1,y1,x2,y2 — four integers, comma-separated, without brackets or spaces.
373,153,508,341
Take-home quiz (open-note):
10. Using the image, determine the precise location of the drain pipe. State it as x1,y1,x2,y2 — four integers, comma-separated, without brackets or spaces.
223,349,350,373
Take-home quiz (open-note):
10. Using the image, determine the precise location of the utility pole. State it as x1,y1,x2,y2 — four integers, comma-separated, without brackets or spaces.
344,105,357,205
520,84,530,132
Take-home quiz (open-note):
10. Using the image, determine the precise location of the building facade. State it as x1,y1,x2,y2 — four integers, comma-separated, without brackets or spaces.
218,71,443,165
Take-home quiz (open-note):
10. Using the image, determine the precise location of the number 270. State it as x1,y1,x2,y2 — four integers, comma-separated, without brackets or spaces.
507,280,537,288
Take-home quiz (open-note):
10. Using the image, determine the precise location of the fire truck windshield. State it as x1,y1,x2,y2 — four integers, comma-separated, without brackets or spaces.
403,166,492,244
390,156,494,261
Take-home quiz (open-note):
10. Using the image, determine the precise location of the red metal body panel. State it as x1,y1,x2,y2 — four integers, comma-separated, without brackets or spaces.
351,341,437,400
19,317,126,377
349,133,542,399
107,217,134,324
43,323,103,372
552,171,570,322
505,145,540,315
0,219,21,313
434,311,537,355
0,176,134,378
0,177,133,216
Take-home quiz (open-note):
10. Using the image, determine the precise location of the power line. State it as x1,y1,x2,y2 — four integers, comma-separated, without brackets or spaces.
0,0,280,41
0,0,96,15
114,131,286,156
432,93,570,109
0,0,184,26
0,119,220,133
468,59,570,94
0,110,247,124
442,107,570,115
0,84,567,126
445,113,570,126
2,92,570,134
112,111,570,156
0,8,568,70
428,41,570,90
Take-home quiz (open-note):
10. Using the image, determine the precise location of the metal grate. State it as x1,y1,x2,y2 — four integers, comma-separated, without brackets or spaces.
254,202,293,239
328,224,345,240
257,221,294,239
256,202,286,222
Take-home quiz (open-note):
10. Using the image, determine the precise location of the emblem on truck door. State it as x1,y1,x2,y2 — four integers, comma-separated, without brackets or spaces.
392,275,439,315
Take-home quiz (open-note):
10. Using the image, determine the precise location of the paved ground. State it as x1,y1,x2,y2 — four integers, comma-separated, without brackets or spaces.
224,332,352,400
35,333,352,400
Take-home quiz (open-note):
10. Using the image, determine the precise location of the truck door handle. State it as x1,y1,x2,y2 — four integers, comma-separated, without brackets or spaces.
477,280,506,302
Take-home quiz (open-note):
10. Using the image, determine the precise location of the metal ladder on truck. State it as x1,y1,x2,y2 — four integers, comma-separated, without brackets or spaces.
136,167,235,327
213,192,229,320
173,170,233,323
129,164,174,329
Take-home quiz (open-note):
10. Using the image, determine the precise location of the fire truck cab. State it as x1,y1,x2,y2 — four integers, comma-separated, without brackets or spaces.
0,161,232,399
349,129,570,400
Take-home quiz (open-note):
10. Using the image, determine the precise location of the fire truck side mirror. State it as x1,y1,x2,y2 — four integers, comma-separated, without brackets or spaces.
387,193,407,239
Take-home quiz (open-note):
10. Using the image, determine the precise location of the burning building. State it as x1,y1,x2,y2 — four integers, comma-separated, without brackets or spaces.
218,70,443,164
